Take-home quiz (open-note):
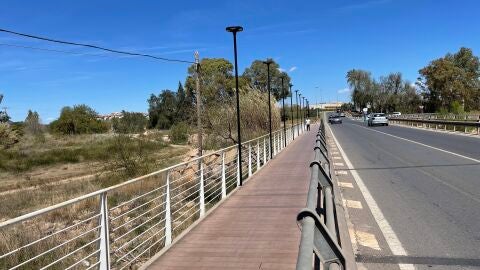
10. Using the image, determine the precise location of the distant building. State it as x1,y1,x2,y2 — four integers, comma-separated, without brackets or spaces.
310,102,344,110
97,112,148,121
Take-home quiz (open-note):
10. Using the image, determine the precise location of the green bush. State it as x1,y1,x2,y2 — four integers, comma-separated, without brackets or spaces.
0,123,20,149
112,111,147,134
450,101,465,114
170,122,189,144
50,105,109,135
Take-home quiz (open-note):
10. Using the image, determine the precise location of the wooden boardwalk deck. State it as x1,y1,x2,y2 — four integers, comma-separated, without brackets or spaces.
146,127,317,270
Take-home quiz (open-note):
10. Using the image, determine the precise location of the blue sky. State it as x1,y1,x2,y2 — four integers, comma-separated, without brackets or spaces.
1,0,479,122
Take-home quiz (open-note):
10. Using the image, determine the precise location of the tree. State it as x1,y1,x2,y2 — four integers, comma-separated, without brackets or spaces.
185,58,236,105
0,94,10,123
175,81,193,122
0,123,20,148
242,59,291,99
148,90,179,129
112,111,147,134
346,69,375,110
347,70,421,113
418,47,480,112
24,110,42,135
50,105,108,135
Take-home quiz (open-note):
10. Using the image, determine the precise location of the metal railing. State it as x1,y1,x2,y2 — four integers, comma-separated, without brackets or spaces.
0,124,305,270
296,119,346,270
389,116,480,135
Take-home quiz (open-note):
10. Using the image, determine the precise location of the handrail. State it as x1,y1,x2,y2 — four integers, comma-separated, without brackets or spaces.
0,124,306,270
296,117,346,270
390,117,480,127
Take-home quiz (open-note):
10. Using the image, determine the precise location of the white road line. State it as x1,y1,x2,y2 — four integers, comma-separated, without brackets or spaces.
336,170,348,175
356,230,381,250
343,199,363,209
334,162,345,166
338,182,354,188
356,125,480,163
327,123,415,270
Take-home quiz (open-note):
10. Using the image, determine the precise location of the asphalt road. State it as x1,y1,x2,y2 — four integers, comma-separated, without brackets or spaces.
328,117,480,270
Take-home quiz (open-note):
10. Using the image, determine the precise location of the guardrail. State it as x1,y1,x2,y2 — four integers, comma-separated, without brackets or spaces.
0,124,305,270
389,117,480,135
296,119,346,270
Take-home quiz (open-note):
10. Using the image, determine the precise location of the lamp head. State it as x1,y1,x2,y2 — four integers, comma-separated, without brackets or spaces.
262,59,273,65
226,26,243,33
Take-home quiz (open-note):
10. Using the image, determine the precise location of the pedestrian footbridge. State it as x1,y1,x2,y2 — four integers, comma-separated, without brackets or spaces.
0,122,351,270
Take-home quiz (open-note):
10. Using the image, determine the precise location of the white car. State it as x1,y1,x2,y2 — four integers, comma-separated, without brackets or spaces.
368,113,388,126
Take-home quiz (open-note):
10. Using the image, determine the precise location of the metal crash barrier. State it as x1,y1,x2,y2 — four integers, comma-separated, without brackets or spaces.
296,119,346,270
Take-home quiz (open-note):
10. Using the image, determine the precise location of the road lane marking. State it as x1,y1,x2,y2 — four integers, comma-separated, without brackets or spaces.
356,125,480,163
333,156,342,160
327,123,415,270
356,231,381,251
334,162,345,166
332,151,340,155
343,199,363,209
336,170,348,175
338,182,354,188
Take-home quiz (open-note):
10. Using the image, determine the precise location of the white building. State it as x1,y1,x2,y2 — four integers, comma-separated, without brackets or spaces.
310,102,344,110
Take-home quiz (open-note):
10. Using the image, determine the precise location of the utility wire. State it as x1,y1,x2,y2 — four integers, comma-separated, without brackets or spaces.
0,28,195,64
0,43,109,57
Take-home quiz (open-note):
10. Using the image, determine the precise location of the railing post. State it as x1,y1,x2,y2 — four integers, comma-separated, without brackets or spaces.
248,143,252,177
99,192,110,270
257,140,260,170
273,133,277,156
237,149,241,187
280,131,283,150
199,162,205,217
221,151,226,199
165,171,172,245
263,137,267,163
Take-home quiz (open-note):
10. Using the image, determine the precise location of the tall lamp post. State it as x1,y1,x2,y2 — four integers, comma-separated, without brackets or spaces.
226,26,244,186
299,94,303,131
295,90,300,136
262,59,274,159
281,76,287,148
289,83,294,140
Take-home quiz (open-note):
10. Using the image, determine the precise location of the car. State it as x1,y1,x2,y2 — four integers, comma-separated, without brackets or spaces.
367,113,388,126
392,112,402,116
340,112,346,117
328,114,342,124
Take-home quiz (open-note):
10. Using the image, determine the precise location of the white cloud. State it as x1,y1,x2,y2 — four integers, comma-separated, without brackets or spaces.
337,88,351,94
277,68,285,72
288,66,297,72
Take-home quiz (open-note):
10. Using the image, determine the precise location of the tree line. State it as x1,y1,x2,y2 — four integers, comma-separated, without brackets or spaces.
348,47,480,114
1,58,292,148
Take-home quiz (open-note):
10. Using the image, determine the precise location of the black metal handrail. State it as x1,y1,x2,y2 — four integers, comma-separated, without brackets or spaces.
296,119,346,270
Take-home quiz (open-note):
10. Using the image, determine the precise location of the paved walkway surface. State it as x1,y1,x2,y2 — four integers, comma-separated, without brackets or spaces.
147,127,317,270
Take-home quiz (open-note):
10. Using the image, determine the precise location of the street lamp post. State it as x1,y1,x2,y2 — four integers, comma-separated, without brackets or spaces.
295,91,300,135
299,94,303,131
289,83,294,140
302,97,306,124
281,76,287,148
226,26,244,186
262,59,274,159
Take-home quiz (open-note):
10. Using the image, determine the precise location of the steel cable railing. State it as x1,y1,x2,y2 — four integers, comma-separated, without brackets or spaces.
296,118,346,270
0,124,305,270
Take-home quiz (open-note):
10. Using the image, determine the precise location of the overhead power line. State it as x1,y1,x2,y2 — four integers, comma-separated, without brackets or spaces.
0,28,195,64
0,43,109,57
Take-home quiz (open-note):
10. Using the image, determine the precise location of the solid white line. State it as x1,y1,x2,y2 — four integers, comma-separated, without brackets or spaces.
356,124,480,163
327,123,415,270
